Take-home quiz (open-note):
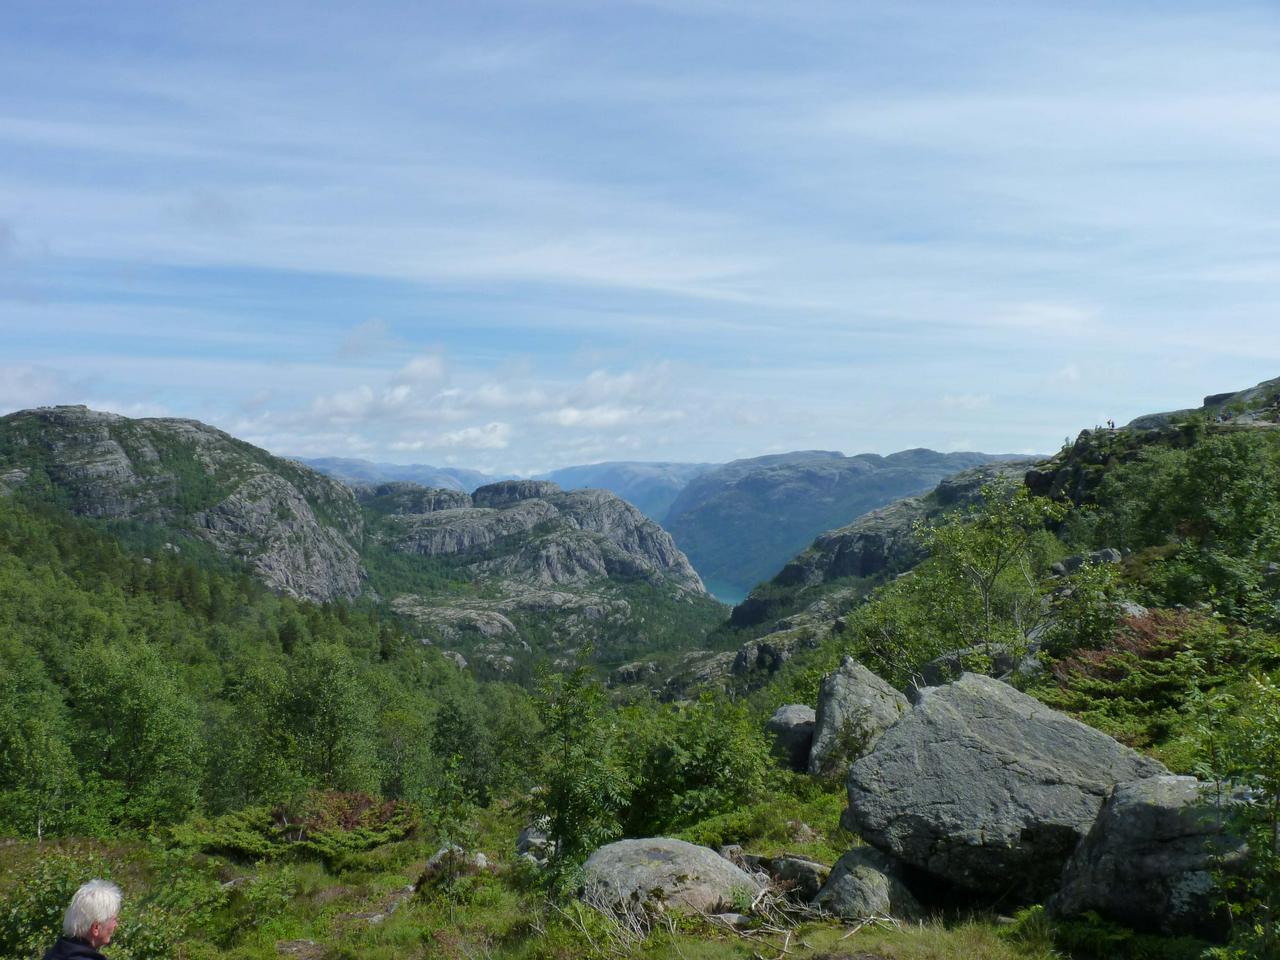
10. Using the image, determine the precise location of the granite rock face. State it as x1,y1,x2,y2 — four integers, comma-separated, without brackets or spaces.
0,406,364,601
581,838,766,914
809,658,908,778
374,481,704,595
472,479,561,508
356,482,471,514
1050,776,1249,938
843,673,1168,900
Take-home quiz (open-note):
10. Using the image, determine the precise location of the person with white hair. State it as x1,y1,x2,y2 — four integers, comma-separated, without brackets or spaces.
42,879,121,959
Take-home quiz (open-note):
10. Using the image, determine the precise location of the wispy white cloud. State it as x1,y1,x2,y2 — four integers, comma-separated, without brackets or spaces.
3,1,1278,469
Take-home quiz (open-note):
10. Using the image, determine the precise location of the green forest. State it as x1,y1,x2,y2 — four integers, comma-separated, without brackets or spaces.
5,417,1280,960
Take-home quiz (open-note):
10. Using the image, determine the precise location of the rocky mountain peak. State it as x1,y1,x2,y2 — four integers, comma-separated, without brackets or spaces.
472,479,561,508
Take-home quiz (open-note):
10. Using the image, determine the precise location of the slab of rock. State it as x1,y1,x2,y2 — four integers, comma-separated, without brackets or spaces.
581,838,766,914
809,658,908,778
813,847,922,921
766,704,816,771
1050,776,1249,938
843,673,1167,900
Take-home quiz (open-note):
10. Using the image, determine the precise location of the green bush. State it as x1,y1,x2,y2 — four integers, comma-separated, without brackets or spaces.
0,852,98,959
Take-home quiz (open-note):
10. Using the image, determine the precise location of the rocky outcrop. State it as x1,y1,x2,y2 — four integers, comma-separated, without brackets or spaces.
843,673,1168,900
472,479,560,508
357,482,471,514
0,406,364,601
809,658,908,778
765,705,816,772
813,847,922,921
1050,776,1249,938
384,500,560,557
371,482,705,595
581,838,766,915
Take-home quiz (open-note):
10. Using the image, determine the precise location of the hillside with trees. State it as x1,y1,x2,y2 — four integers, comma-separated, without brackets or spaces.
3,378,1280,960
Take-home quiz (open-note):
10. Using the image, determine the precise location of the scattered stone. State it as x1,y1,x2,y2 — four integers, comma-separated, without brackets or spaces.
276,941,324,959
765,704,816,771
581,838,766,915
1050,776,1250,938
710,912,753,929
786,820,818,843
517,820,554,865
812,847,922,922
808,658,908,778
1118,600,1149,619
843,673,1168,900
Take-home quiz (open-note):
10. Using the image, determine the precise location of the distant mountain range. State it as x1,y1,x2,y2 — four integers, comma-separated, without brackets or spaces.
301,456,718,522
299,449,1032,603
538,461,718,521
661,449,1031,601
298,456,500,493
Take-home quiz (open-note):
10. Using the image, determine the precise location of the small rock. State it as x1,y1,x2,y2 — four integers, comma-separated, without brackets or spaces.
812,848,921,921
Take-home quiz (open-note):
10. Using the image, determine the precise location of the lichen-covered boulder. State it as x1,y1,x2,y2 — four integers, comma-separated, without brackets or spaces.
843,673,1167,900
766,704,816,771
808,657,908,777
581,838,766,914
812,847,921,921
1050,776,1249,938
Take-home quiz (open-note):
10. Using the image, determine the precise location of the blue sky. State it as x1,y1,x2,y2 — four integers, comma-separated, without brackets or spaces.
3,0,1279,473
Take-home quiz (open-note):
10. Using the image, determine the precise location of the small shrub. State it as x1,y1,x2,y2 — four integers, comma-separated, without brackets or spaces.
0,853,101,958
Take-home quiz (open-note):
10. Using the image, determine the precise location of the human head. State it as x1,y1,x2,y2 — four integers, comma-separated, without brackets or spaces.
62,879,121,947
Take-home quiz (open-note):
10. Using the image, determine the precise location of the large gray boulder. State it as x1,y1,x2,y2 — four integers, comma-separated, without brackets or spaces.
808,658,908,778
1050,776,1249,938
765,704,816,771
812,847,922,921
843,673,1168,900
581,838,766,914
